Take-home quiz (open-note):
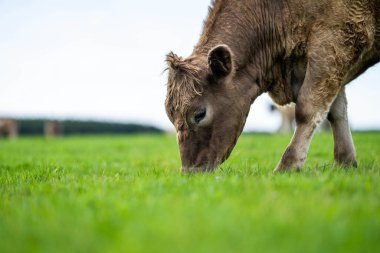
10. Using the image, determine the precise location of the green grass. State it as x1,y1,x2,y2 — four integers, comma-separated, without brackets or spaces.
0,133,379,253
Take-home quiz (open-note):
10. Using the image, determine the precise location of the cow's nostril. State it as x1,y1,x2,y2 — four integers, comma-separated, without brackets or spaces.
194,108,207,124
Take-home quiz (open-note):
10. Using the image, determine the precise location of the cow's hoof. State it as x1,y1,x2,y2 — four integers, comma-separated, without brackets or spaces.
333,159,358,169
273,149,305,173
273,163,302,173
334,152,358,169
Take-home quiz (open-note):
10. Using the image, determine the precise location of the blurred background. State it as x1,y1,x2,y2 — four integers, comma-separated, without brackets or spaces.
1,0,379,136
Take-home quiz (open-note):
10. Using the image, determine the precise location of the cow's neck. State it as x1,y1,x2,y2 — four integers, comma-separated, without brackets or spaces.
193,0,287,99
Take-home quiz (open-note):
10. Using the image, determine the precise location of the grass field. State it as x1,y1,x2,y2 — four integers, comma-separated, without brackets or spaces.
0,133,379,253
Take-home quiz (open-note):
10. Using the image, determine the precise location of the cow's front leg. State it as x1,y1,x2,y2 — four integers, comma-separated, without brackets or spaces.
274,101,329,172
273,24,363,172
327,88,357,167
274,58,345,171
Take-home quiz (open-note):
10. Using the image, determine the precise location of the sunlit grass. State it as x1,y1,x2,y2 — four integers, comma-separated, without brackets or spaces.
0,133,379,253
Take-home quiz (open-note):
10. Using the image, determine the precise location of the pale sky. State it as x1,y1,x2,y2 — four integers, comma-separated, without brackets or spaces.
0,0,379,131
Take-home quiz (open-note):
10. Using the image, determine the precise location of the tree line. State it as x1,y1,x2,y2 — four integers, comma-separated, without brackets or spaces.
16,119,163,135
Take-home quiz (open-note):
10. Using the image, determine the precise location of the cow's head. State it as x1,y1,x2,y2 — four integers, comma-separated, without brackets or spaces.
165,45,259,172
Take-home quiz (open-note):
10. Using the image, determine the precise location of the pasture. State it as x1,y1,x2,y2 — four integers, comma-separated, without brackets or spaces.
0,133,379,253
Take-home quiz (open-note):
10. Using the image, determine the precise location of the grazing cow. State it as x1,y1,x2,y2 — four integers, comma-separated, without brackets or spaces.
0,119,18,139
44,121,62,138
270,104,296,134
165,0,380,172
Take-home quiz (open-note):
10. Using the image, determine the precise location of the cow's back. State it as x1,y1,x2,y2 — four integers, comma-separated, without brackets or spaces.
340,0,379,48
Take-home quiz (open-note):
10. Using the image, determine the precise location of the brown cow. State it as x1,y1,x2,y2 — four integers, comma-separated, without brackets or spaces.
165,0,380,172
44,121,62,138
0,119,18,139
270,104,296,134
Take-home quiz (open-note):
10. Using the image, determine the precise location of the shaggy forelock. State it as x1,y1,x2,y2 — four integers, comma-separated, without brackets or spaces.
165,52,204,116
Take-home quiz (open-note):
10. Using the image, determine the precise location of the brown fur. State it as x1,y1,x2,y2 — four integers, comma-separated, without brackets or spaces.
165,0,380,172
166,53,204,119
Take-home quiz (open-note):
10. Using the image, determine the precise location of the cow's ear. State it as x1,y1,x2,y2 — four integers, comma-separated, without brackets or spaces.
208,45,233,79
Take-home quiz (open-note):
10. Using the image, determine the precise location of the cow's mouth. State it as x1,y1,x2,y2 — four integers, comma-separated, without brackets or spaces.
181,141,237,173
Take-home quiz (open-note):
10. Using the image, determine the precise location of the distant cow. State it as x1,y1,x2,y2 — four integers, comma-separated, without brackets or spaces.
165,0,380,172
44,121,62,137
270,104,296,134
270,104,330,134
0,119,18,139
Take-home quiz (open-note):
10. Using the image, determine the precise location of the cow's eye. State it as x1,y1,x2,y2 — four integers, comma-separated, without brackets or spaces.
193,108,207,124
